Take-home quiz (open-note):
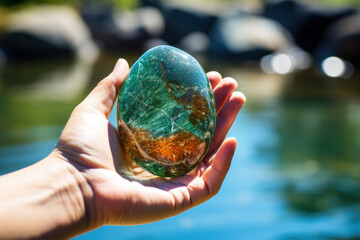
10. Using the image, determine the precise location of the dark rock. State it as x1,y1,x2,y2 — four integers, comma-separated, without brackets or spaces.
0,48,6,65
316,13,360,67
139,0,163,8
81,6,164,51
0,6,98,61
209,12,294,62
1,32,74,60
160,7,218,45
263,0,356,53
139,0,217,46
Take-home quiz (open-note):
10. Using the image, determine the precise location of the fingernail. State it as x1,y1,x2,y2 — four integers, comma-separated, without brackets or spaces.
114,58,124,71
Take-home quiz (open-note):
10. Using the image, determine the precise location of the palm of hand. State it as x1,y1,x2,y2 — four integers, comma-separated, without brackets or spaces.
55,59,245,228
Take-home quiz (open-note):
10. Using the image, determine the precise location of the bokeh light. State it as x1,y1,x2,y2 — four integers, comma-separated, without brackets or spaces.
271,53,294,75
321,56,346,78
260,53,295,75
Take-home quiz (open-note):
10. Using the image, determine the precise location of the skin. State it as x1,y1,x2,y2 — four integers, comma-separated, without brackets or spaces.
0,58,246,239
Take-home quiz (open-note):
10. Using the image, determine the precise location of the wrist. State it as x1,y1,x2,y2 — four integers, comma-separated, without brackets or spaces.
46,149,96,238
0,151,93,239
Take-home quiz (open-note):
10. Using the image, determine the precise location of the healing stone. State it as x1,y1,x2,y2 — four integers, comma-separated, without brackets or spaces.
117,45,216,177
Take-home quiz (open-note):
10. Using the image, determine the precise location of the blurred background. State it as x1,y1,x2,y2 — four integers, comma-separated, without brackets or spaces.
1,0,360,239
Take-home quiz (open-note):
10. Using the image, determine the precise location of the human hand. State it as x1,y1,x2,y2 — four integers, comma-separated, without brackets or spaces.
54,58,246,230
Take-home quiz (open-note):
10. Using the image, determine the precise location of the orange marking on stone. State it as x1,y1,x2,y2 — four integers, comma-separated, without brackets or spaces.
119,122,206,165
135,128,204,164
157,60,211,127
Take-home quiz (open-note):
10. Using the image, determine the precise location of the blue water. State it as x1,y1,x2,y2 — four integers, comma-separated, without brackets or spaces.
77,101,360,240
1,57,360,239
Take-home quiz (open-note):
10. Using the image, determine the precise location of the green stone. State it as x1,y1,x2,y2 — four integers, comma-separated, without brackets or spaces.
117,45,216,177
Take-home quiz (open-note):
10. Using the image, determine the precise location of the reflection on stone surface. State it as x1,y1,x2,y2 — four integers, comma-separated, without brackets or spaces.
117,46,216,177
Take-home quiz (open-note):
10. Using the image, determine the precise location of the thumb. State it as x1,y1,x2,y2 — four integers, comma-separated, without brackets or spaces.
80,58,130,118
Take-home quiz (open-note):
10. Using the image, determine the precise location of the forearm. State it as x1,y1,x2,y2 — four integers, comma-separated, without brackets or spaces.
0,152,90,239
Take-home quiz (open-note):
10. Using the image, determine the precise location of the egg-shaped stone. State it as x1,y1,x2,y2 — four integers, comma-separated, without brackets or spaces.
117,45,216,177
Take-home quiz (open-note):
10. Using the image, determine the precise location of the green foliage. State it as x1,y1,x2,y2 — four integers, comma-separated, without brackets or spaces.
319,0,360,6
0,0,76,7
0,0,139,9
103,0,139,9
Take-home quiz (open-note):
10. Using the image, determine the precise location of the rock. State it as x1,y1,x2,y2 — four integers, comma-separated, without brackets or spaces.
316,13,360,67
263,0,356,53
210,12,294,62
139,0,163,8
161,7,218,45
177,31,210,55
0,48,6,65
81,6,164,51
117,45,216,177
0,5,98,61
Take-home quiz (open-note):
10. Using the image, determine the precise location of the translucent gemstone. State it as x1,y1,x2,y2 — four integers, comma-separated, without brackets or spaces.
117,45,216,177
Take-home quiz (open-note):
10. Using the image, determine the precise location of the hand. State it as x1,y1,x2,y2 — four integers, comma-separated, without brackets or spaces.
55,58,246,230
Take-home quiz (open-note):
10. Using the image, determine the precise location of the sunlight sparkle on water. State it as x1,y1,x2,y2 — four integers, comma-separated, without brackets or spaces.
322,56,345,78
260,53,294,75
271,53,294,75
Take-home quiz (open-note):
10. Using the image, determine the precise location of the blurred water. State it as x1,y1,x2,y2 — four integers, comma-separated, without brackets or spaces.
1,55,360,239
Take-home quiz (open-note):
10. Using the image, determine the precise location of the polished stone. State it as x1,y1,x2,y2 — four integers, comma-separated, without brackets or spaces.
117,45,216,177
